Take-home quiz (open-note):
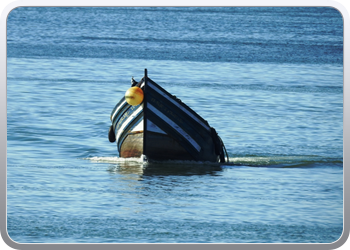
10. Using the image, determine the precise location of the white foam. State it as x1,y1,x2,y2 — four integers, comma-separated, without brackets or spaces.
84,155,336,168
83,155,226,166
84,155,145,164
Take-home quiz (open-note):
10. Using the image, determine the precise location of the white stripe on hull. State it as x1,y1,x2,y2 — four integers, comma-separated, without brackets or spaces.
111,100,127,121
131,119,167,135
146,119,167,134
148,103,201,152
131,119,143,132
148,81,210,131
115,105,143,142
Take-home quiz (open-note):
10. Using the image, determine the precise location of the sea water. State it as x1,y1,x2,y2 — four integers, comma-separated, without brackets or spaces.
6,7,343,243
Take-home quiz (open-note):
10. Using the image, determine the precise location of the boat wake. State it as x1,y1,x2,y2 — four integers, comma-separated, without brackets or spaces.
229,155,343,168
84,155,222,166
84,154,342,168
82,154,342,177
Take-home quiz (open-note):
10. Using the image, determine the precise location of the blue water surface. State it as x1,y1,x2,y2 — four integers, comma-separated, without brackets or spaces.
7,7,343,243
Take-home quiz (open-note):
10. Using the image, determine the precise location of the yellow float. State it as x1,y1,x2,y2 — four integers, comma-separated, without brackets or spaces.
125,86,144,106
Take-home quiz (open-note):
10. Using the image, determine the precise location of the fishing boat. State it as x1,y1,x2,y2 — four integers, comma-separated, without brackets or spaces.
108,69,228,163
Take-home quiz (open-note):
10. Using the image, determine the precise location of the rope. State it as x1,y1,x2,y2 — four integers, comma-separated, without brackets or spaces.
219,136,229,163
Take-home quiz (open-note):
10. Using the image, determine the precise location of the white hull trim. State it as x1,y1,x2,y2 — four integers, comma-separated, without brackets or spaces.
115,105,143,142
131,118,167,135
148,81,210,132
148,103,201,152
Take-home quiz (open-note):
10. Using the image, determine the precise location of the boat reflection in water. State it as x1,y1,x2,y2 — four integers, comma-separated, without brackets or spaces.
107,160,223,178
